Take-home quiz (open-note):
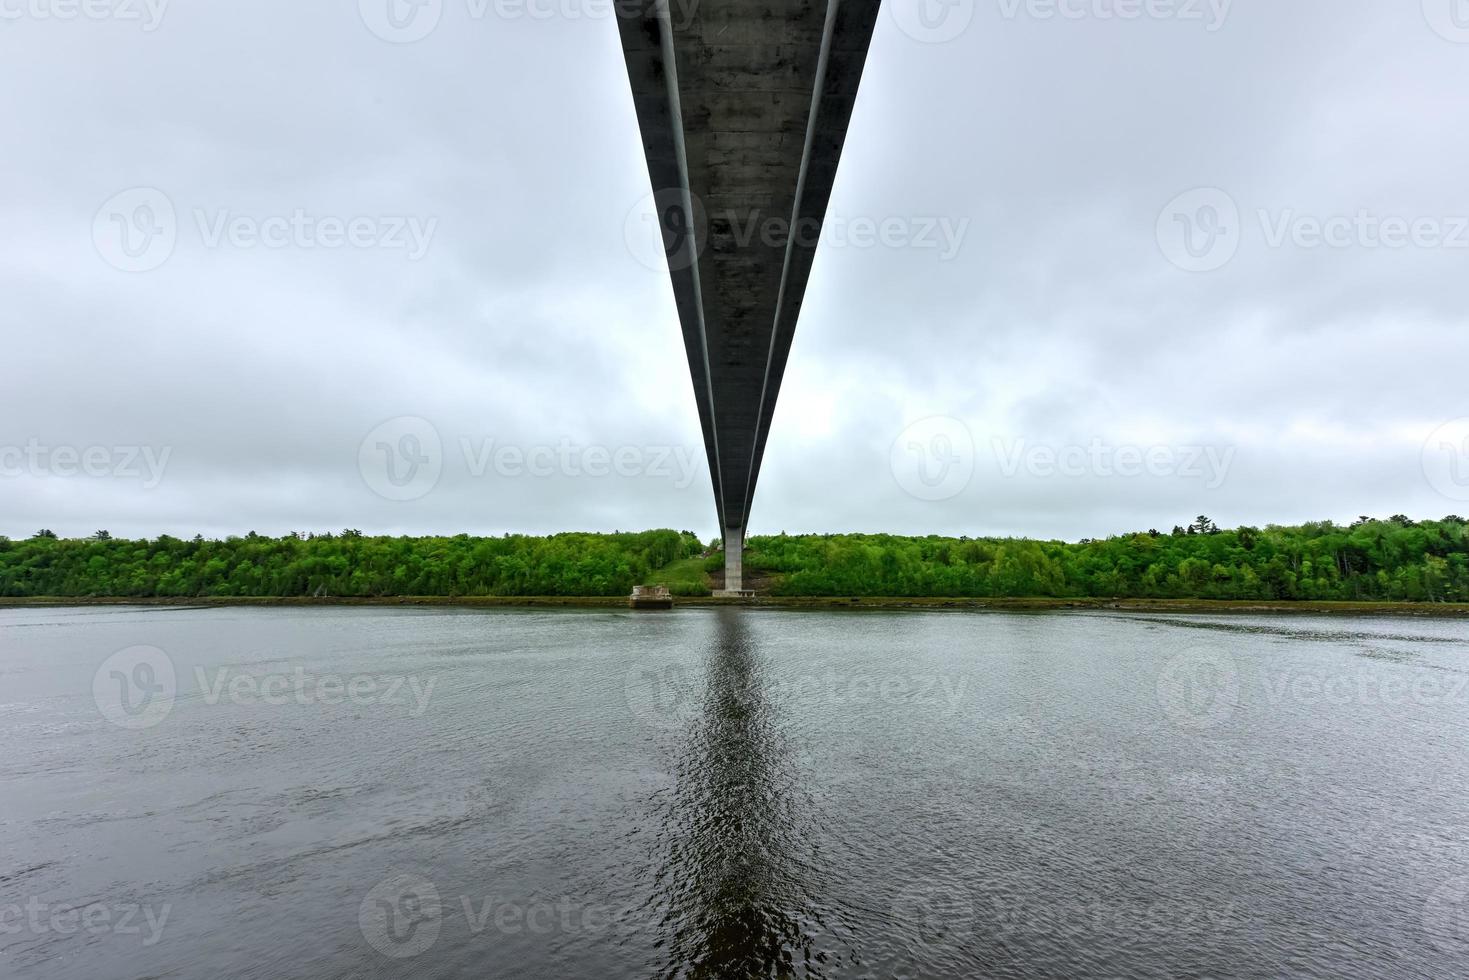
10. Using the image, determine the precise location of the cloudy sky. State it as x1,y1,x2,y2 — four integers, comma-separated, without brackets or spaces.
2,0,1467,542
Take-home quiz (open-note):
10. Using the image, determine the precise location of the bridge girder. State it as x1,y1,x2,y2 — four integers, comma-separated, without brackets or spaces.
617,0,881,587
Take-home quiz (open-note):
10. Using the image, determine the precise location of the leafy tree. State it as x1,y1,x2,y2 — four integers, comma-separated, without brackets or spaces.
0,523,1463,603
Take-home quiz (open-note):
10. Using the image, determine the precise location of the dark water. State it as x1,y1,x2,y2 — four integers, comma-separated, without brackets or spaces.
3,606,1469,979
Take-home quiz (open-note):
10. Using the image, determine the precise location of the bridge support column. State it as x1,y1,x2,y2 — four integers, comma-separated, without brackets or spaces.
719,526,745,596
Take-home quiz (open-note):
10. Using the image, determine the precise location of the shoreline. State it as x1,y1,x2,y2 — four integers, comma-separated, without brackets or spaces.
2,595,1468,617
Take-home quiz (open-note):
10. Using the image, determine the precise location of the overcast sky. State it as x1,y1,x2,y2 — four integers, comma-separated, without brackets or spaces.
2,0,1467,542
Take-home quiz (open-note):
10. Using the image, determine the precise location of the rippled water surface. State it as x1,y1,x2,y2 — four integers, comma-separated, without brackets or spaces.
3,605,1469,978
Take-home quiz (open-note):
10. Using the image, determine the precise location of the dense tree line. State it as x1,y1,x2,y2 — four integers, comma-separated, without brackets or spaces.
745,516,1469,602
0,530,702,598
2,518,1465,601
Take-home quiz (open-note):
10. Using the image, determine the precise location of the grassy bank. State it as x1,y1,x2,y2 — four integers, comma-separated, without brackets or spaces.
3,595,1467,617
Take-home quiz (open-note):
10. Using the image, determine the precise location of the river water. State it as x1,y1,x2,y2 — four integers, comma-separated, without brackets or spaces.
2,605,1468,978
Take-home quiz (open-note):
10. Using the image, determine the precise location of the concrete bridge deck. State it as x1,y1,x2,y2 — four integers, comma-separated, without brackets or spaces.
617,0,881,590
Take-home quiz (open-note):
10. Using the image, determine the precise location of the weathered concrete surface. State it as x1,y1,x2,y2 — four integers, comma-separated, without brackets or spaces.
722,525,744,592
618,0,881,552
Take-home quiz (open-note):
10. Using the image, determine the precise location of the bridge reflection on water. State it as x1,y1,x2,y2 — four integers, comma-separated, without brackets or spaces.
645,610,856,977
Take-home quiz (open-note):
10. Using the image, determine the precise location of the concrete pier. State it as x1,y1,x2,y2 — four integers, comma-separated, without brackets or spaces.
715,526,747,597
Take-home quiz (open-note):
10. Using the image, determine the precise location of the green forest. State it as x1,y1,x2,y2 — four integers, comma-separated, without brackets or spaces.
1,516,1466,602
0,529,703,599
745,516,1469,602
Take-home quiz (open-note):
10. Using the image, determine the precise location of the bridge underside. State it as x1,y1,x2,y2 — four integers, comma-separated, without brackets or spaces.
617,0,880,590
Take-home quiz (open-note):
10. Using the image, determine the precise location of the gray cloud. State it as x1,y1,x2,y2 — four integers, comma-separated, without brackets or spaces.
2,0,1466,542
